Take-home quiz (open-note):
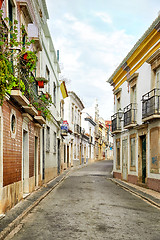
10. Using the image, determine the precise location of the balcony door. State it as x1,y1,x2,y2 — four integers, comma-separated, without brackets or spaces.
22,130,29,194
141,135,146,184
131,85,137,104
155,68,160,114
122,139,128,180
156,68,160,89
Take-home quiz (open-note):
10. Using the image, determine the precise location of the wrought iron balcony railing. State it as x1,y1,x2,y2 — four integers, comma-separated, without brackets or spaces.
111,113,121,133
142,88,160,119
21,71,38,103
124,103,137,127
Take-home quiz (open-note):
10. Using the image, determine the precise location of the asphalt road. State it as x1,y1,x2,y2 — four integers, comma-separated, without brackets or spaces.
7,161,160,240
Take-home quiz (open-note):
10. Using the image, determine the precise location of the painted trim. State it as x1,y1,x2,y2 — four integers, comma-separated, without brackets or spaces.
115,41,160,90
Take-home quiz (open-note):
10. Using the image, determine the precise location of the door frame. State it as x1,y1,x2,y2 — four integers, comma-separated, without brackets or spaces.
22,129,29,194
138,129,147,184
122,138,128,181
34,136,38,187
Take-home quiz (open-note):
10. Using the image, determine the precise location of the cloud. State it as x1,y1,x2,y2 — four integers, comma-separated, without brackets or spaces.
47,12,136,119
94,12,112,24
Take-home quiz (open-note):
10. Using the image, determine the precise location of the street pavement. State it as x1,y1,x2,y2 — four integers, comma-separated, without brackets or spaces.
1,160,160,240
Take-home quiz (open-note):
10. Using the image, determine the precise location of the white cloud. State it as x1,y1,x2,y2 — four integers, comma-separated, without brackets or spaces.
94,12,112,24
64,13,77,22
47,12,135,119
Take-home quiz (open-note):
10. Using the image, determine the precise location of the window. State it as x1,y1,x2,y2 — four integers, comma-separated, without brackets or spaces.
128,73,138,103
53,82,56,105
45,66,50,93
130,137,136,167
10,110,17,138
156,67,160,89
8,0,13,23
64,145,66,163
114,88,122,112
46,126,50,152
74,144,76,159
116,139,120,168
22,26,27,47
131,85,137,104
60,100,64,119
72,106,74,123
53,132,56,153
117,97,121,111
11,114,16,133
75,109,77,123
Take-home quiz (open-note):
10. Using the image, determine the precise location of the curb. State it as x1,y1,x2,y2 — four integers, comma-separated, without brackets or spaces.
109,178,160,209
0,163,88,240
0,171,71,240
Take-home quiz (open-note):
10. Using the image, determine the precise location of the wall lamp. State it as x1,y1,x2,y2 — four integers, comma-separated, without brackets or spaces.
118,108,124,120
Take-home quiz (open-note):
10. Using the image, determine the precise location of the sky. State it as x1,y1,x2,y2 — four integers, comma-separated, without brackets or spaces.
45,0,160,120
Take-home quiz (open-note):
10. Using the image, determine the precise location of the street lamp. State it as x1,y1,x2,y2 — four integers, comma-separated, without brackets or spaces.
118,108,123,120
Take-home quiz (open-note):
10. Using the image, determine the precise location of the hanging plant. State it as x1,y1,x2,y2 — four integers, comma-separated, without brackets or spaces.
0,54,17,105
21,51,37,72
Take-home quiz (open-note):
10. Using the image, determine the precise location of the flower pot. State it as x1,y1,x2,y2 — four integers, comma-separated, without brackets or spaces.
12,86,19,90
45,93,49,99
38,81,44,88
0,0,4,9
38,110,42,116
23,53,28,61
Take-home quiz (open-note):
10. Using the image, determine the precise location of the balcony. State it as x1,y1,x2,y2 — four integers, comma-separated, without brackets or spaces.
142,88,160,122
74,124,81,135
111,113,121,134
11,71,38,115
124,103,137,129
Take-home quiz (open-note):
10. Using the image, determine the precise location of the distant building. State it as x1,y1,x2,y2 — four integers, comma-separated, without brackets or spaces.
105,121,113,160
63,91,84,167
81,112,96,163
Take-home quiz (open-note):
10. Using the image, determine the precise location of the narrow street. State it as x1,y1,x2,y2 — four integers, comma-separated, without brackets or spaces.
7,161,160,240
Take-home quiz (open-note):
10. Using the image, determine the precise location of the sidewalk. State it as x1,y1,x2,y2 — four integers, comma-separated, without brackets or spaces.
0,169,71,240
110,178,160,208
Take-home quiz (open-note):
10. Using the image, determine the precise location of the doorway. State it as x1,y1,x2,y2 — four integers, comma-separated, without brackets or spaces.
67,145,69,168
57,139,60,174
141,135,146,183
22,130,29,194
34,136,38,187
79,144,82,164
71,143,73,167
122,139,128,180
84,146,86,164
42,127,45,180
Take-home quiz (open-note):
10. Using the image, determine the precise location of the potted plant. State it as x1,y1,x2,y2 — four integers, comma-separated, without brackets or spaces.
36,77,48,88
0,0,4,9
0,10,38,105
21,51,37,72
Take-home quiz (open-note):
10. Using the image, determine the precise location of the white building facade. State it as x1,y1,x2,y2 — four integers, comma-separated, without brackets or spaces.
108,15,160,192
31,0,61,183
63,91,84,167
81,112,96,163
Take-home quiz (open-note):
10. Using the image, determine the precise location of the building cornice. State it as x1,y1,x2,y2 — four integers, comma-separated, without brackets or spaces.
107,16,160,90
68,91,84,110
